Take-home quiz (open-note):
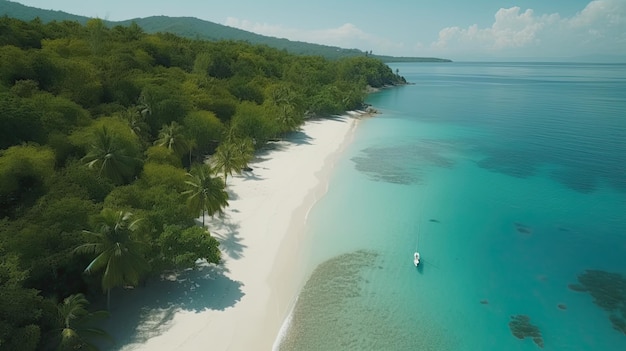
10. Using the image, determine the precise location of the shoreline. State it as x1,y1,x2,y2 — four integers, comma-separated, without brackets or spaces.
110,111,365,350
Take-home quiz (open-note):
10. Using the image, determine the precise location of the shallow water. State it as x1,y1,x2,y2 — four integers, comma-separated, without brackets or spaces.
278,62,626,350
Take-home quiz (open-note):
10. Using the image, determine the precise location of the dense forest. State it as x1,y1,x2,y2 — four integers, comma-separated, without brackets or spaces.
0,15,405,351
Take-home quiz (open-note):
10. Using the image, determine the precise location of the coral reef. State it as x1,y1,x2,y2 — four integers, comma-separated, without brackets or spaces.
571,270,626,336
508,314,544,348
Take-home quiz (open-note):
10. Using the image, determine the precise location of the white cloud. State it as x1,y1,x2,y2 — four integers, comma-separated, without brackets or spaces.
433,8,555,50
431,0,626,59
224,17,404,53
222,1,626,60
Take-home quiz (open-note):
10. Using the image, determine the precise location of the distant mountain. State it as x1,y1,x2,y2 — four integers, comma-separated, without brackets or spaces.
0,0,87,23
116,16,369,59
0,0,451,62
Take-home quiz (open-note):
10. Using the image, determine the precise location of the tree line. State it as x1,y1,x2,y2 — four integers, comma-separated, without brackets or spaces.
0,15,406,350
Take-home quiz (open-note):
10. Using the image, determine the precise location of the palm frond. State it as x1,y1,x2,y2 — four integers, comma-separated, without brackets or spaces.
73,243,102,255
84,252,109,274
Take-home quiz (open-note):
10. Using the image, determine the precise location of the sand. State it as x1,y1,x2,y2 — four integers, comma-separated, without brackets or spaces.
108,113,362,351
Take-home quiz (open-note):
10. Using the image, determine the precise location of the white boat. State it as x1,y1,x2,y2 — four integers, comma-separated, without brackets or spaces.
414,252,420,266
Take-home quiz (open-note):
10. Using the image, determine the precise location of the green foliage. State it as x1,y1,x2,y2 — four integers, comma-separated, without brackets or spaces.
337,56,407,87
8,323,40,351
211,138,254,184
145,145,182,167
54,293,111,351
134,185,195,231
0,92,45,148
15,194,98,297
32,92,91,133
111,22,145,43
265,83,305,134
74,210,150,299
230,101,277,145
0,16,44,49
103,182,193,231
58,159,114,202
183,110,224,156
0,284,42,332
41,38,91,58
0,246,43,351
102,76,142,107
183,164,228,226
85,18,109,56
154,121,190,158
228,77,265,104
0,45,35,85
79,123,143,185
10,78,39,97
138,84,190,134
140,163,188,192
205,49,234,79
308,85,344,115
157,225,221,269
0,144,55,218
60,59,103,107
192,51,212,77
29,49,64,91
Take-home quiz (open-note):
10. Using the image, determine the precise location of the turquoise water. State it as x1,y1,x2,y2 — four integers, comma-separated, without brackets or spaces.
278,62,626,350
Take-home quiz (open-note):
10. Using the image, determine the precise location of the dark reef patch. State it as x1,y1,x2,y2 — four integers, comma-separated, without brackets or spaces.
476,153,536,179
351,140,455,185
568,284,587,292
508,314,544,348
550,167,597,194
514,222,533,235
570,270,626,336
610,314,626,335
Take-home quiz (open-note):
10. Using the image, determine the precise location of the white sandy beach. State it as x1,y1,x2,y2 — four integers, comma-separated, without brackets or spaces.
109,113,362,351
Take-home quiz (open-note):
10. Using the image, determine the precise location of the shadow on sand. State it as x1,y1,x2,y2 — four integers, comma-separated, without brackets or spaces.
287,130,313,145
99,264,243,350
240,170,264,182
210,214,246,260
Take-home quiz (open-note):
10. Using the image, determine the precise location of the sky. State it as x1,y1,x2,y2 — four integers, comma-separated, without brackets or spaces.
11,0,626,61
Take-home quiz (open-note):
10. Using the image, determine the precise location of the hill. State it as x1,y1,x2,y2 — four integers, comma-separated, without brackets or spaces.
0,0,451,62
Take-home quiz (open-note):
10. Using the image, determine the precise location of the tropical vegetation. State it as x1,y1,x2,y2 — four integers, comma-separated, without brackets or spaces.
0,15,405,350
52,293,111,351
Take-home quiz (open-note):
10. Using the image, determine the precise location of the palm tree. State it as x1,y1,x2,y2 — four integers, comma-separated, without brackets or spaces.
154,121,190,158
121,107,150,143
74,210,150,308
82,126,139,184
183,164,229,226
235,137,255,170
211,142,239,184
137,89,153,119
55,293,110,351
211,138,254,184
270,85,302,133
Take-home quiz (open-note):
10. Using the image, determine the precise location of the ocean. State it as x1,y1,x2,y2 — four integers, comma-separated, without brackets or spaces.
276,62,626,350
